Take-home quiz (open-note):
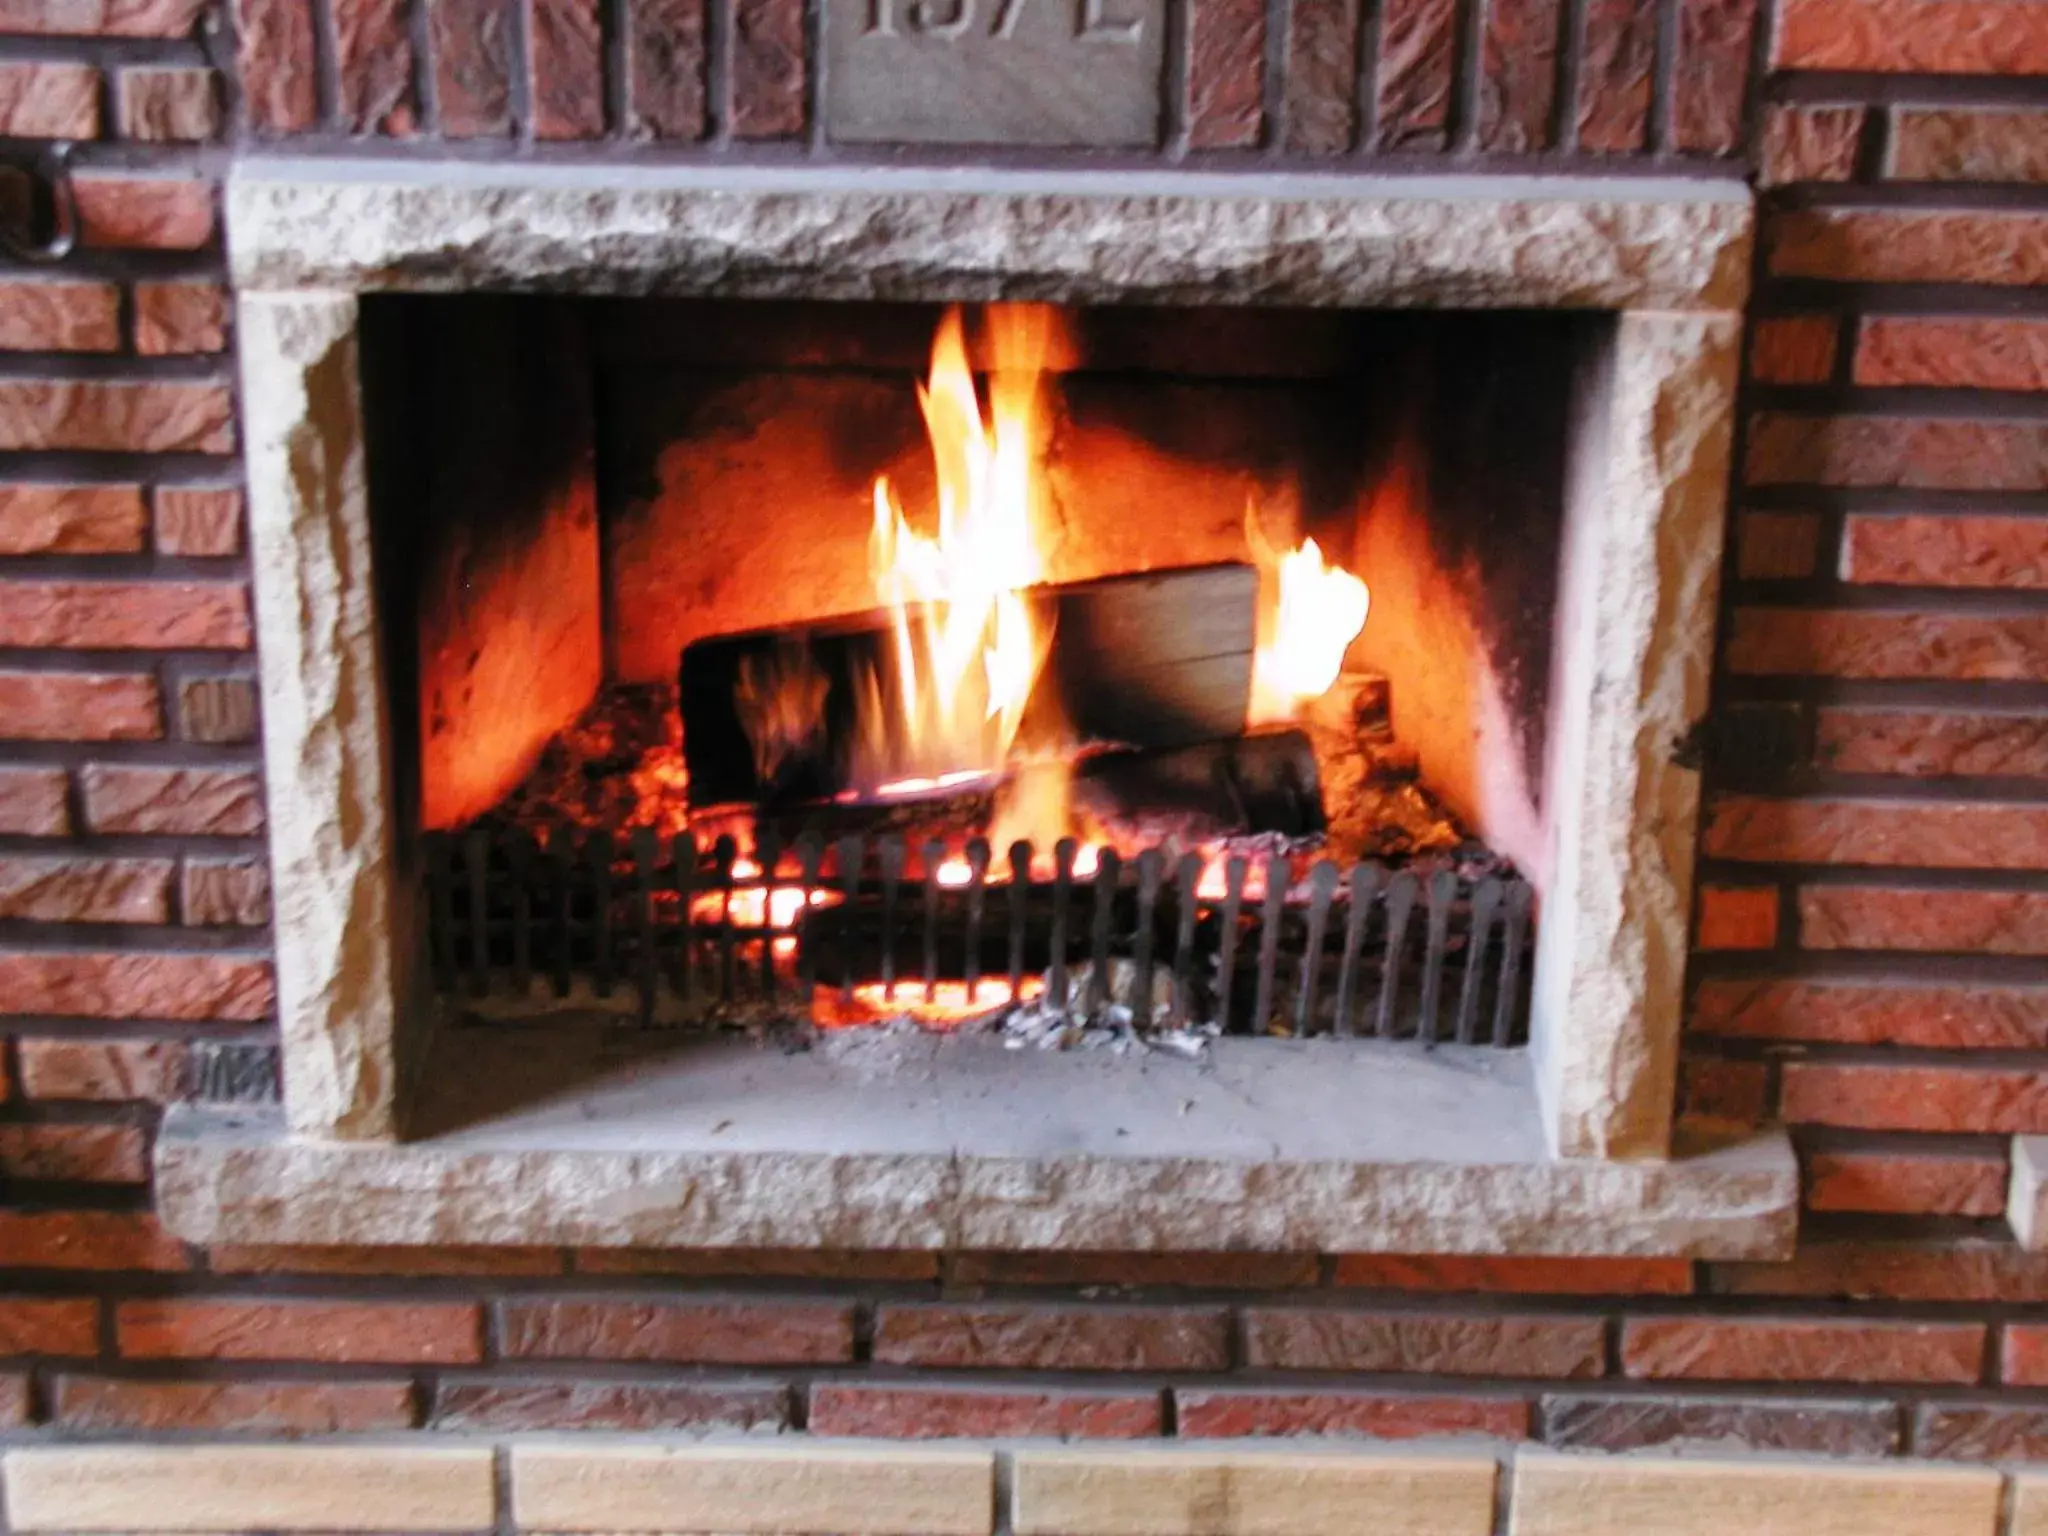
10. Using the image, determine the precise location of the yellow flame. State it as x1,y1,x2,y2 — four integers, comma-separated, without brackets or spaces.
1248,534,1371,725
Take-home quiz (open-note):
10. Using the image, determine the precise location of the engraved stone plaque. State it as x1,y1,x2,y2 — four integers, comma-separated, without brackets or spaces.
826,0,1166,147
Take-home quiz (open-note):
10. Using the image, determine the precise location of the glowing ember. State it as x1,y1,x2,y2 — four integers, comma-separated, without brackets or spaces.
872,769,996,799
816,976,1046,1029
1249,529,1372,726
687,858,842,930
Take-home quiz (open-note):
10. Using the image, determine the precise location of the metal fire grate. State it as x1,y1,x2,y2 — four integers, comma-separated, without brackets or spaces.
422,830,1534,1045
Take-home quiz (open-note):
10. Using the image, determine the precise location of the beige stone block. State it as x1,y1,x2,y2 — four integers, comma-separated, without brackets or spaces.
511,1443,994,1535
1011,1447,1497,1536
2011,1136,2048,1248
1506,1451,2000,1536
1,1446,495,1532
2011,1472,2048,1536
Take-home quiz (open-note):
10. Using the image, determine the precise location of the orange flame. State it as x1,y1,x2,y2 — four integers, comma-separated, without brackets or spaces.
1248,524,1372,726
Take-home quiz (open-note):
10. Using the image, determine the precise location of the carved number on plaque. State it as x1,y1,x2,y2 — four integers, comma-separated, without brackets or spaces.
865,0,1144,42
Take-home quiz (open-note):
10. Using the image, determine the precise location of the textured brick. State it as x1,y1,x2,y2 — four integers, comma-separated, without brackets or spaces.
530,0,601,137
624,0,705,138
572,1247,936,1279
1858,317,2048,391
1917,1403,2048,1461
1760,104,1865,187
1816,707,2048,778
0,279,119,353
1806,1148,2007,1216
1373,0,1455,147
1476,0,1560,151
0,1123,146,1182
1735,512,1821,580
1714,1240,2048,1301
81,765,265,835
1544,1393,1900,1455
502,1298,855,1363
0,951,272,1020
1623,1317,1982,1383
333,0,417,131
0,672,161,742
18,1037,187,1101
1728,609,2048,680
1678,1055,1769,1127
1694,979,2048,1048
946,1252,1317,1289
154,483,242,553
1771,208,2048,286
1243,1310,1604,1377
730,0,804,137
235,0,318,131
2008,1327,2048,1383
178,675,259,742
210,1242,562,1276
1776,0,2048,72
0,766,69,835
1282,0,1360,153
0,583,249,649
0,1297,99,1356
0,483,144,553
1696,885,1778,950
1802,885,2048,954
0,1373,27,1427
1703,796,2048,868
114,64,217,138
135,283,228,357
875,1304,1229,1372
1843,513,2048,587
53,1377,416,1434
0,1210,187,1271
0,0,209,33
1187,0,1264,149
1747,414,2048,490
1574,0,1654,151
433,1379,787,1432
1891,107,2048,182
427,0,513,133
0,380,233,453
71,172,214,249
1174,1388,1527,1441
181,857,271,926
0,60,99,136
1671,0,1755,153
1749,315,1837,385
1783,1061,2048,1132
118,1300,482,1363
1329,1256,1691,1295
0,855,173,923
812,1384,1161,1440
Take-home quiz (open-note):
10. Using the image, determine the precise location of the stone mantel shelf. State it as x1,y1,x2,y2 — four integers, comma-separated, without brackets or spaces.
157,1030,1797,1255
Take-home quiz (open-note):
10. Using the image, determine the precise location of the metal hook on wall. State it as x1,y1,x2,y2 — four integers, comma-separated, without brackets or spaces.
0,140,78,265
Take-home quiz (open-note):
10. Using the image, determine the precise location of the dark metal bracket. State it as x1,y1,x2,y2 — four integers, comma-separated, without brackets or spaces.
0,140,78,265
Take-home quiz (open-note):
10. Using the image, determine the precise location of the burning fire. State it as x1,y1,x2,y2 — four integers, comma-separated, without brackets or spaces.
1248,523,1372,726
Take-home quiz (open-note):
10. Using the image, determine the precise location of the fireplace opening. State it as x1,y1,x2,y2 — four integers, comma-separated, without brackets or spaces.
359,295,1606,1047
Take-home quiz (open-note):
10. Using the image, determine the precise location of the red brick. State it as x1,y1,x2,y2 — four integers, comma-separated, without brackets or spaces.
1678,1055,1770,1127
1696,885,1778,951
1282,0,1360,154
1802,885,2048,954
1735,512,1821,580
0,380,234,453
1890,108,2048,182
1759,103,1865,187
571,1248,935,1279
2008,1328,2048,1383
0,484,145,553
0,60,99,137
1329,1256,1691,1295
135,283,228,357
1775,0,2048,72
0,1123,147,1182
81,765,265,835
502,1298,854,1364
235,0,318,131
1670,0,1755,154
1187,0,1264,149
1783,1061,2048,1132
0,856,173,923
1843,513,2048,587
1917,1403,2048,1461
0,1210,188,1272
114,64,218,139
1692,978,2048,1050
71,172,214,249
1175,1388,1525,1441
1373,0,1454,147
1701,796,2048,868
0,952,273,1020
1728,609,2048,680
624,0,705,138
1857,318,2048,392
1624,1317,1982,1384
1816,707,2048,778
1476,0,1560,151
874,1304,1228,1372
1771,208,2048,286
427,0,513,134
1747,414,2048,491
54,1377,415,1433
18,1037,187,1101
118,1300,482,1363
1242,1310,1604,1377
529,0,601,138
1806,1148,2007,1216
432,1380,786,1432
0,1297,99,1356
945,1252,1317,1289
1749,315,1837,385
181,857,271,927
811,1384,1161,1440
154,484,242,553
332,0,416,131
210,1243,563,1276
178,675,259,743
0,0,208,34
0,279,119,353
0,766,69,836
1574,0,1655,152
0,1374,27,1427
1714,1240,2048,1301
729,0,803,137
1545,1394,1899,1455
0,673,161,742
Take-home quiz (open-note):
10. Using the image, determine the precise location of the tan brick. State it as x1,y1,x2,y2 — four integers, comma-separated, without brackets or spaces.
0,1124,146,1182
0,672,161,741
81,765,264,835
2017,1474,2048,1536
114,64,218,139
1508,1451,1998,1536
0,1374,26,1427
154,483,242,550
136,284,228,357
0,856,173,922
118,1299,482,1364
1012,1448,1497,1536
0,280,119,352
180,857,270,926
177,675,258,742
2,1446,495,1532
0,484,144,553
0,60,99,137
18,1038,186,1101
510,1444,994,1535
1891,107,2048,182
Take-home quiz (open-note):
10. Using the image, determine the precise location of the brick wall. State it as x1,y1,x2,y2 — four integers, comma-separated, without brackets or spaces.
6,0,2048,1466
